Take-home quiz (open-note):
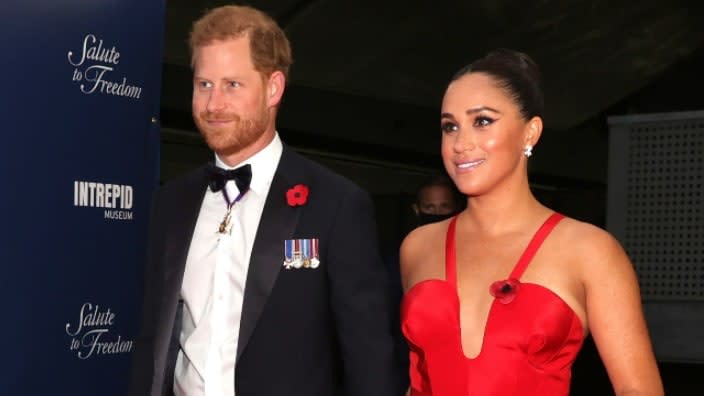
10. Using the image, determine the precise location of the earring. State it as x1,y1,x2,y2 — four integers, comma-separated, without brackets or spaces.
523,144,533,158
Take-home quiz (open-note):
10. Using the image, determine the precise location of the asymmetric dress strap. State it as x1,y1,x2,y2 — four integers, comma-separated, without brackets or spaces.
445,212,565,286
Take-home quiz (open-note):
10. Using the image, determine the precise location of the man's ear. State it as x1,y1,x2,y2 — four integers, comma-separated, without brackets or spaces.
412,203,420,216
267,71,285,107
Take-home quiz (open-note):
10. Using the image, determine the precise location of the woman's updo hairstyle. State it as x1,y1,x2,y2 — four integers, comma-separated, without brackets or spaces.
450,49,544,120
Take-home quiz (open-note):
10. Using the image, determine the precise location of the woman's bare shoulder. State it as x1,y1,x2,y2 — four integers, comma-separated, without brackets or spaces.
401,221,448,256
399,220,449,289
555,216,633,276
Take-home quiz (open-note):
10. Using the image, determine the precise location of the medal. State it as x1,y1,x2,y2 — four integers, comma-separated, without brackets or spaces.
218,207,232,234
283,238,321,269
215,183,247,234
302,239,311,268
284,239,294,268
292,239,303,268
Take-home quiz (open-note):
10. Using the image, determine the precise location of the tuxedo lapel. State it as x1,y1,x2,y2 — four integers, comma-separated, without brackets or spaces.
153,167,209,386
237,148,301,361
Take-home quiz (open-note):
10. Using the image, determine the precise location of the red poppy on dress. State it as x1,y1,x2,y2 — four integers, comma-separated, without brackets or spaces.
286,184,309,207
489,278,521,304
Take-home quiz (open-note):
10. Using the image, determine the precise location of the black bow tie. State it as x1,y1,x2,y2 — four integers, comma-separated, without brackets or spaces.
206,163,252,194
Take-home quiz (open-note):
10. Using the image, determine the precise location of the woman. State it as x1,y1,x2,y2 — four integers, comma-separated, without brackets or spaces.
400,49,663,395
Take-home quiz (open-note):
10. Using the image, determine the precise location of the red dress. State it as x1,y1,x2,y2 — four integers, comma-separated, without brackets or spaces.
401,213,584,395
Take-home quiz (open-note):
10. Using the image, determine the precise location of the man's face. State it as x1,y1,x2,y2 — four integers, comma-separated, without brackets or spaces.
191,36,272,162
416,185,457,215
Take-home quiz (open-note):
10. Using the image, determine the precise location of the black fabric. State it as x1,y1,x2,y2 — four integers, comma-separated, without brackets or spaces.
205,163,251,194
128,146,404,396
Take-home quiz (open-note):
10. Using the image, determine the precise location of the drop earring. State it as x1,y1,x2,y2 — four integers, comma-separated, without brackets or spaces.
523,144,533,158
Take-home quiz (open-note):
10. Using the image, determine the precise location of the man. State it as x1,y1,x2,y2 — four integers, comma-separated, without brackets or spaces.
411,173,462,226
128,5,400,396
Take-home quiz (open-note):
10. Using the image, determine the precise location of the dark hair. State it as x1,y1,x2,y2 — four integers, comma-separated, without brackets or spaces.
415,173,460,206
450,48,543,120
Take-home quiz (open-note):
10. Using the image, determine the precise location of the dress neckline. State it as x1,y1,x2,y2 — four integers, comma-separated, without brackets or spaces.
444,212,566,360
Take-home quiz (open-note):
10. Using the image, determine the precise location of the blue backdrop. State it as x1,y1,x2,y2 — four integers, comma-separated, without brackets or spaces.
0,1,164,394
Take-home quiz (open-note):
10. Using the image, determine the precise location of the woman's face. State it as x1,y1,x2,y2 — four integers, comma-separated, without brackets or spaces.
440,72,536,197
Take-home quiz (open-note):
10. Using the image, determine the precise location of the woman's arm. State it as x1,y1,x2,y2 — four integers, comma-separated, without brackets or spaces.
580,227,664,396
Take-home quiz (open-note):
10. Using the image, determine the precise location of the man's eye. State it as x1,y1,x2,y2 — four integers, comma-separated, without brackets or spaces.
228,81,241,88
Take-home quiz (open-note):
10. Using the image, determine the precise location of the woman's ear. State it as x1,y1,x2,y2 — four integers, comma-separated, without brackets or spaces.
525,116,543,147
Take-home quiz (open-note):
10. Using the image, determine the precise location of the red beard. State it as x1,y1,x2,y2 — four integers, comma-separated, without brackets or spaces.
194,109,269,157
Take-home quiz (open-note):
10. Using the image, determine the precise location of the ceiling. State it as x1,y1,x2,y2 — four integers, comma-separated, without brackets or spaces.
159,0,704,186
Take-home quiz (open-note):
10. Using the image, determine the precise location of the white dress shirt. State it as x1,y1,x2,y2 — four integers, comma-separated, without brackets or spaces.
174,133,283,396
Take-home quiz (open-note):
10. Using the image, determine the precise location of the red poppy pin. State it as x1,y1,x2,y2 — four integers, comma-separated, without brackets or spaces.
489,278,521,304
286,184,309,207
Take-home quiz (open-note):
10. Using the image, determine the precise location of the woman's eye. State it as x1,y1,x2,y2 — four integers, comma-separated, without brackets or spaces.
474,116,494,127
228,81,241,88
441,122,458,133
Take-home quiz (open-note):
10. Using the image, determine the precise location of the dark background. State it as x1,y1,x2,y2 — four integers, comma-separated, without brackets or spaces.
158,1,704,393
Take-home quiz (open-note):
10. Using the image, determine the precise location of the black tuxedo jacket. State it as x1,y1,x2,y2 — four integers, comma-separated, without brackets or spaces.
128,146,402,396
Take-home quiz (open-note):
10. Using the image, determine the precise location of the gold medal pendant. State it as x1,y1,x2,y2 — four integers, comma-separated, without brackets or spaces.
218,207,232,234
215,184,248,235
